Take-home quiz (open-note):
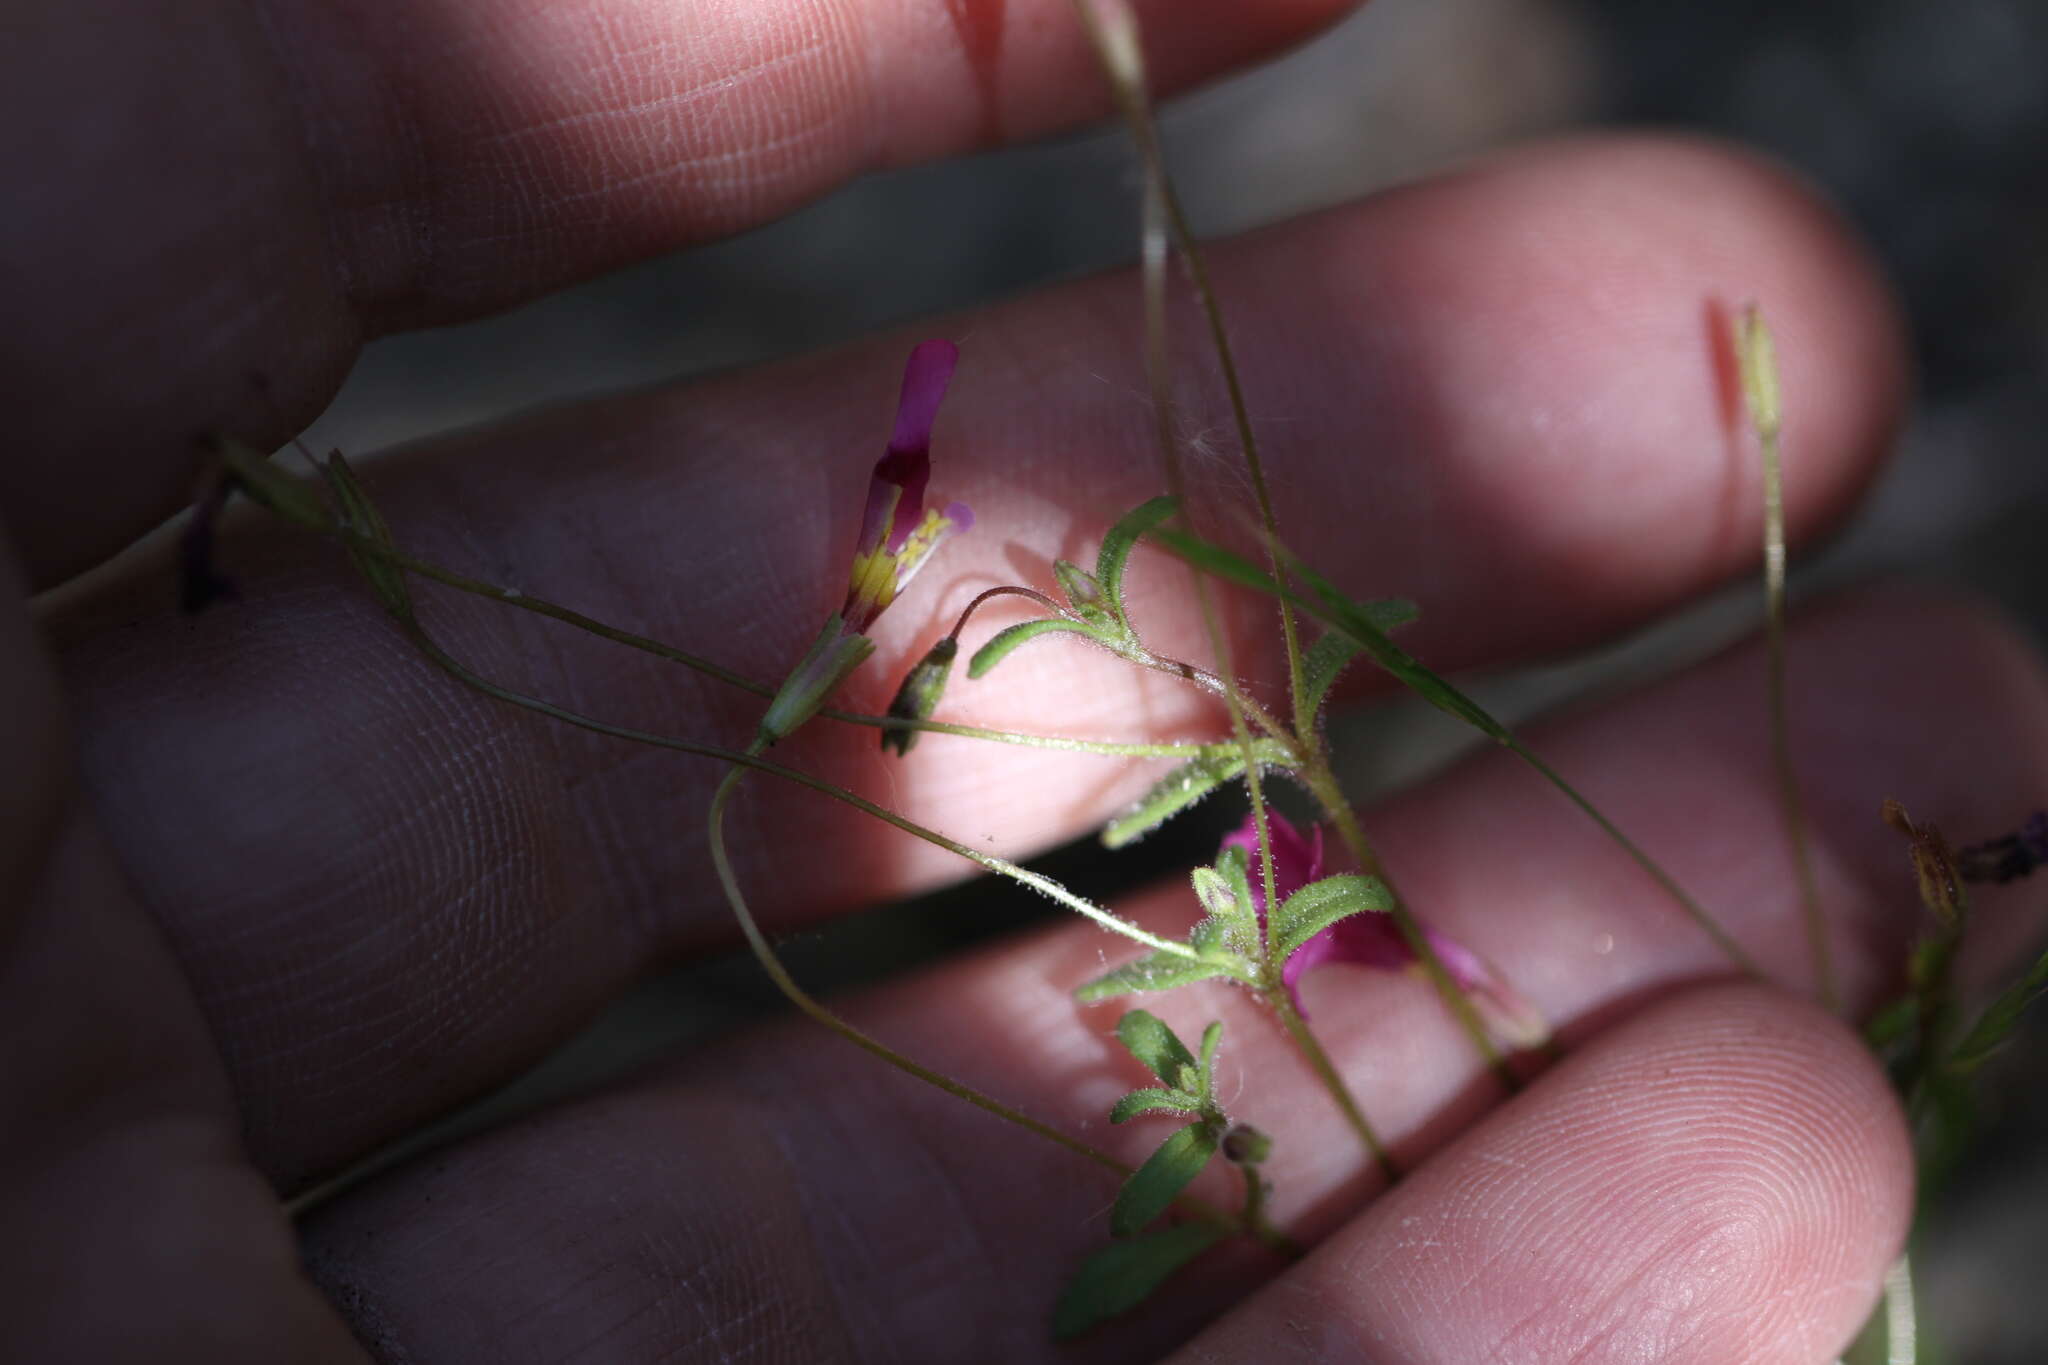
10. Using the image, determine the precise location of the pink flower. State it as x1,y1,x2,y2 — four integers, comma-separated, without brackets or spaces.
1222,812,1547,1048
841,340,973,632
757,341,973,746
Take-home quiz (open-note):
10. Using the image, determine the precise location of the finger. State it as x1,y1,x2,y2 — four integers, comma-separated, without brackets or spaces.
0,538,359,1361
6,0,1354,586
54,135,1909,1189
297,587,2037,1360
1165,986,1909,1365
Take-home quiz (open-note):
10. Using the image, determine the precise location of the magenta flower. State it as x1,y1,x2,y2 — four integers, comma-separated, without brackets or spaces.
1222,811,1548,1048
757,340,973,746
842,340,974,631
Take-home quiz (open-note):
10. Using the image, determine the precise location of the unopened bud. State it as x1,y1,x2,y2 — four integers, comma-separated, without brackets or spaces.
1221,1123,1271,1167
880,636,958,757
1053,559,1109,619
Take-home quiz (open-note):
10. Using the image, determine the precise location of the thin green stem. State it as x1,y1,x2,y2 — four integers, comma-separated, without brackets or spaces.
1068,0,1308,736
313,524,1218,758
1236,1165,1300,1258
1761,418,1835,1009
1293,756,1520,1088
1510,743,1765,978
1266,988,1396,1184
709,762,1128,1173
1071,1,1396,1168
396,625,1206,963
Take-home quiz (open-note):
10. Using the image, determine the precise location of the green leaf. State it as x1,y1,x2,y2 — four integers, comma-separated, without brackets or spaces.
1050,1221,1226,1340
1948,945,2048,1074
1219,848,1256,930
1110,1088,1202,1123
966,618,1100,679
1270,874,1393,964
318,452,414,621
1145,525,1495,738
1075,949,1241,1003
1112,1123,1220,1236
1115,1010,1199,1087
1102,749,1246,849
1301,629,1365,723
1196,1021,1223,1102
1864,995,1919,1050
1093,495,1178,629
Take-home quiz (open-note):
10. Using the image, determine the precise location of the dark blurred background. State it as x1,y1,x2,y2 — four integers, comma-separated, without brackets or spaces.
299,1,2048,1357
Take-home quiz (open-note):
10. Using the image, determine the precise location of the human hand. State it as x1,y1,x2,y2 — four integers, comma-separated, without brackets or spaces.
10,2,2044,1361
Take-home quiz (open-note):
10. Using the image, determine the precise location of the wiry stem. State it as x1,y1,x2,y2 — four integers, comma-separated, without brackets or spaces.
302,522,1220,758
394,624,1205,963
1737,305,1833,1008
1266,987,1396,1184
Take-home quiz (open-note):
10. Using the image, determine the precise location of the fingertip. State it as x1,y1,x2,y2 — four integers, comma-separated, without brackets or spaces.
1173,984,1911,1364
1216,132,1908,658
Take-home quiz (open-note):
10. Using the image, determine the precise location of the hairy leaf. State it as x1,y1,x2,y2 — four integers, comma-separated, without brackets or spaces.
1110,1088,1202,1124
1196,1021,1223,1101
966,617,1100,679
1075,950,1241,1003
1116,1009,1199,1087
1300,629,1365,723
1050,1221,1226,1340
1271,873,1393,964
1102,749,1246,849
1112,1123,1220,1236
1094,495,1178,629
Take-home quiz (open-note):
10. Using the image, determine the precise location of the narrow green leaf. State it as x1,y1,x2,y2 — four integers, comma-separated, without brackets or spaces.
1146,525,1492,735
1948,946,2048,1074
1111,1088,1202,1123
1103,749,1246,849
1196,1021,1223,1102
1050,1221,1226,1340
1270,874,1393,963
319,452,414,621
1300,629,1364,724
1115,1009,1198,1086
1220,848,1256,931
1075,950,1240,1003
1864,995,1919,1050
1112,1123,1220,1236
1094,495,1178,629
966,618,1100,679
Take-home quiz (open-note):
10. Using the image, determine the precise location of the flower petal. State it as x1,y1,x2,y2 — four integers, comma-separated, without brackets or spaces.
1219,811,1322,913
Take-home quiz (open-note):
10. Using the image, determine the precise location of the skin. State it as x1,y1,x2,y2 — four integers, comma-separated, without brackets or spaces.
5,1,2044,1360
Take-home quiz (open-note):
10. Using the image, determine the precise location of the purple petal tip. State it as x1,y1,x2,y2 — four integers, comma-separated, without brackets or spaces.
889,340,958,455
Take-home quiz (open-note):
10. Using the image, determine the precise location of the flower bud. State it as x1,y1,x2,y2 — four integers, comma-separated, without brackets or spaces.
880,636,958,756
1221,1123,1272,1167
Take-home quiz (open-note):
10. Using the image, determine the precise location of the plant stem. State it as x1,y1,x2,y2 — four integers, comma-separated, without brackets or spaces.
395,624,1207,963
305,523,1225,758
1266,988,1397,1185
1510,743,1765,978
1760,418,1835,1009
708,761,1132,1174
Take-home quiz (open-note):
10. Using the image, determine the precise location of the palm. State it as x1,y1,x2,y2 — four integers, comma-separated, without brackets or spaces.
8,2,2041,1362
